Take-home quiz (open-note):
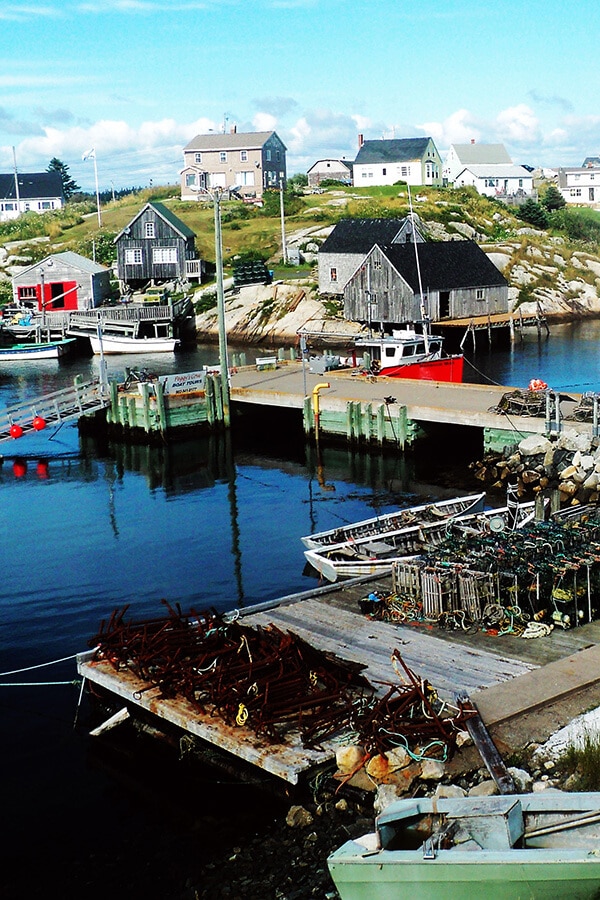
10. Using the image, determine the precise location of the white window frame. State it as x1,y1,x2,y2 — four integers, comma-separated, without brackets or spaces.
125,248,143,265
220,151,227,163
476,288,485,301
195,152,202,163
144,222,155,239
152,247,178,265
240,150,248,162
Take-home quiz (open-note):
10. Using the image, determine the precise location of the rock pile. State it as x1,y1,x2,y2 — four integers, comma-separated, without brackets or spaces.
470,427,600,505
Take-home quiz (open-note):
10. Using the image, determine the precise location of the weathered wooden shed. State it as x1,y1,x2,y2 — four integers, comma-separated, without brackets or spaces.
343,240,509,326
12,251,112,311
114,201,201,289
318,217,424,296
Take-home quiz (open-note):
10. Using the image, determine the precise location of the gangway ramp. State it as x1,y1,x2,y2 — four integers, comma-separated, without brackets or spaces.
0,379,109,444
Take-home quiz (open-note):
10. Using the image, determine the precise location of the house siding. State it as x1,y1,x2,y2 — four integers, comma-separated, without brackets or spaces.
558,167,600,206
353,138,442,188
181,131,287,200
12,255,111,311
115,204,196,286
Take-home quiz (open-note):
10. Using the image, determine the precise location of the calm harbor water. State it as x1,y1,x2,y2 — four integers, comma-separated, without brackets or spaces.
1,321,598,898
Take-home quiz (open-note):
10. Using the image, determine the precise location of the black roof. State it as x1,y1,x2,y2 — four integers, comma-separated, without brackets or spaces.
320,218,409,254
0,171,63,201
379,241,508,291
355,138,433,165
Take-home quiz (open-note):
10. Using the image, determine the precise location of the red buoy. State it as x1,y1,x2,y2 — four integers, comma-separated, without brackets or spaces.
13,460,27,478
36,460,49,479
32,416,47,431
9,424,23,439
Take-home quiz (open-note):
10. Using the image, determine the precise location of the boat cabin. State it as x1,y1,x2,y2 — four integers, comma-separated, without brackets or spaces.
356,328,445,366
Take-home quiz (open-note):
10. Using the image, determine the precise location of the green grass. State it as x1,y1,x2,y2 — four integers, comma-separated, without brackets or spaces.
557,727,600,791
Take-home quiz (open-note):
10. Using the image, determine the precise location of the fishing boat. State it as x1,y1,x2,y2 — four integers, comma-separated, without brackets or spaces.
301,492,486,550
355,326,464,382
0,338,76,361
303,501,538,582
89,322,179,355
328,792,600,900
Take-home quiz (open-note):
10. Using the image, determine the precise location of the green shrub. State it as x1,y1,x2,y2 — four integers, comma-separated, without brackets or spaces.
558,727,600,791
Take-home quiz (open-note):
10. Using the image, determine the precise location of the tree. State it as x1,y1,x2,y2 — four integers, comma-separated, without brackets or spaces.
517,199,549,229
541,183,566,211
47,158,80,200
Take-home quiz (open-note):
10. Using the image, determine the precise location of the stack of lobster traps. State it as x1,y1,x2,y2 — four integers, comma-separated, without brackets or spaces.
385,505,600,637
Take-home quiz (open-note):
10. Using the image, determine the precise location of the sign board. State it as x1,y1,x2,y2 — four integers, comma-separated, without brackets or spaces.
159,371,207,396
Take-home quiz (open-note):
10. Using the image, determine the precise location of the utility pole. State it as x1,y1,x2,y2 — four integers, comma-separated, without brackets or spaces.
12,147,20,213
212,188,230,427
279,177,287,264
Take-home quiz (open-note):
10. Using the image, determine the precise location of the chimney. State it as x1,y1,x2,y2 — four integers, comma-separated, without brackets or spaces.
358,133,364,148
470,138,475,144
230,124,237,134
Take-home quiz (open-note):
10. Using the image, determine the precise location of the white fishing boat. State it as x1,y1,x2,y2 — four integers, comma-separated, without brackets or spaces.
89,319,180,355
328,792,600,900
355,326,464,382
304,501,538,582
0,338,76,361
89,333,180,354
301,492,486,550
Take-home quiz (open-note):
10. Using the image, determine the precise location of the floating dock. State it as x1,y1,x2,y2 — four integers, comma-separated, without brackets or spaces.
77,567,600,787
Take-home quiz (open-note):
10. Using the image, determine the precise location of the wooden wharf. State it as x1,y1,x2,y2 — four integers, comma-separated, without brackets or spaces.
77,572,600,788
439,306,550,351
0,377,109,444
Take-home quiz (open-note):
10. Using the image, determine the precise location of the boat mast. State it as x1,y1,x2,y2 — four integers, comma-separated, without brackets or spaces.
407,185,429,352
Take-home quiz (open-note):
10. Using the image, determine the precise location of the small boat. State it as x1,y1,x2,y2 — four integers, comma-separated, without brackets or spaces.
301,492,486,550
0,338,76,361
328,792,600,900
304,501,538,582
355,326,464,382
89,330,179,354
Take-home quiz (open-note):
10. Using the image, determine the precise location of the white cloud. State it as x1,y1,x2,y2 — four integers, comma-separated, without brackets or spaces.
0,5,60,20
495,104,541,144
418,109,481,149
252,112,277,132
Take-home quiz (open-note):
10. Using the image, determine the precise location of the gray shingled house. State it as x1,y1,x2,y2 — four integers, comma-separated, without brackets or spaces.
114,202,201,289
343,240,508,326
318,217,424,295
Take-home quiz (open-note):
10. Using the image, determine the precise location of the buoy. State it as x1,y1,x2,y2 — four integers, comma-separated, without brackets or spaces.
9,423,23,439
32,416,46,431
36,460,49,479
13,460,27,478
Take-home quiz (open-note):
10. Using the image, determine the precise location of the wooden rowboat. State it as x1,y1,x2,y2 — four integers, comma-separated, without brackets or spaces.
328,792,600,900
301,492,487,550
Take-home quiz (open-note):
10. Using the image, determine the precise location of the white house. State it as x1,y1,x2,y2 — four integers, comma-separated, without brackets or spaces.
443,142,512,184
307,159,353,187
453,164,533,198
557,167,600,205
352,136,442,187
0,172,64,222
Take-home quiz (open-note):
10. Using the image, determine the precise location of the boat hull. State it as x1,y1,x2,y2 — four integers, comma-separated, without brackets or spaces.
379,354,464,382
89,335,179,354
329,848,600,900
0,339,75,361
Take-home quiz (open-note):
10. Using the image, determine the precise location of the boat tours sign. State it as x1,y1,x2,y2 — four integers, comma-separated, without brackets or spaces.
159,370,211,395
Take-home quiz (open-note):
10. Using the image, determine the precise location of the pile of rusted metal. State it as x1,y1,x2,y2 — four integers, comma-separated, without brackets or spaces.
89,603,470,758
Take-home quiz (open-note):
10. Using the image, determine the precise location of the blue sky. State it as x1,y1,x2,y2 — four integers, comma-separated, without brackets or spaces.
1,0,598,192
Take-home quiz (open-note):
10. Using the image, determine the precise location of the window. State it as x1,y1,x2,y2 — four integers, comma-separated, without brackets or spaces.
276,150,280,161
125,249,143,265
185,173,197,187
144,222,155,239
152,247,178,264
373,257,381,269
3,202,15,210
220,151,227,163
330,268,337,282
518,179,523,188
570,189,582,197
361,172,368,179
476,289,485,301
382,168,387,176
401,166,408,177
575,174,580,181
237,171,255,186
240,150,248,162
266,149,272,161
40,201,51,210
195,153,202,164
18,286,37,300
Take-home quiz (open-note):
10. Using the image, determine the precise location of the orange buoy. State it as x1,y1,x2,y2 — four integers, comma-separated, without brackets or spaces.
9,423,23,439
13,460,27,477
32,416,47,431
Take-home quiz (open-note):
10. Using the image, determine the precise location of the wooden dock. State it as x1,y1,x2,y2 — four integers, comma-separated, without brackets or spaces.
77,572,600,787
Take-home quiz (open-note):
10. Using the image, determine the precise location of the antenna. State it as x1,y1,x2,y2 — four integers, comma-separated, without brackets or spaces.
407,185,429,352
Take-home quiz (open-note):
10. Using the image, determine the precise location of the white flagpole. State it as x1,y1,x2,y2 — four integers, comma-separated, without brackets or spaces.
93,154,102,228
